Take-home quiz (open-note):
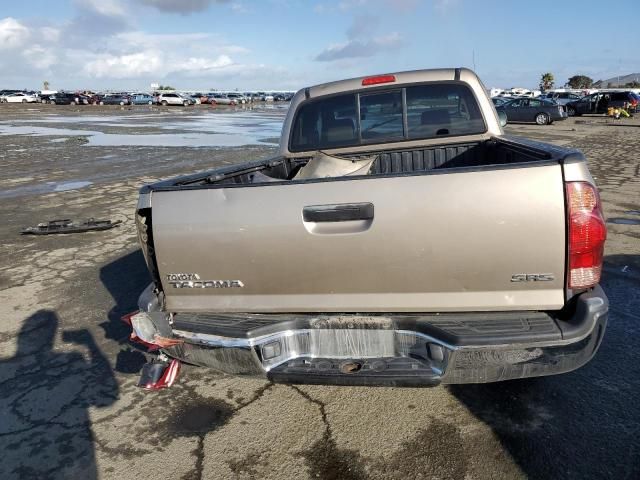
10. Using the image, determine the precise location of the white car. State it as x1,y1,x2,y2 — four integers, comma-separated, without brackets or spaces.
225,93,246,104
209,93,237,106
157,93,190,106
3,92,39,103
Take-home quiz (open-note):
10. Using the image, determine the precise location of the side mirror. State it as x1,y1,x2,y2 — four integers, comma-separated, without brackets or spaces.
498,110,508,127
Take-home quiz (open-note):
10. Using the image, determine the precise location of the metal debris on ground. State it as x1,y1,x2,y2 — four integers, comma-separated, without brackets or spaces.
21,218,122,235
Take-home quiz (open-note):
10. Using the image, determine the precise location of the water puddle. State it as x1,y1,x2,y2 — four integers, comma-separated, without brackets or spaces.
608,218,640,225
0,180,93,199
86,132,276,147
0,109,285,147
0,125,101,137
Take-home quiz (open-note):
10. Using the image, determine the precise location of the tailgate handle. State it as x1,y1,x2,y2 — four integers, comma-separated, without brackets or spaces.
303,203,374,223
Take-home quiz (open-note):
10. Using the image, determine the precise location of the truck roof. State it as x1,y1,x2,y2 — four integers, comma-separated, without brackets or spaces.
306,67,473,98
280,67,501,156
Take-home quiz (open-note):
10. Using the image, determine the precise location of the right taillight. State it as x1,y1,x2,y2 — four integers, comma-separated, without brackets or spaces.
566,182,607,289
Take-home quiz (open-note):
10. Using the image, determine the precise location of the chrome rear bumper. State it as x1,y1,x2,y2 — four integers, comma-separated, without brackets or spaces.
134,285,608,386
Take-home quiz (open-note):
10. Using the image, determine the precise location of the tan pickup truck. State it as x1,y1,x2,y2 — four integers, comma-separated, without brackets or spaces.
130,68,608,388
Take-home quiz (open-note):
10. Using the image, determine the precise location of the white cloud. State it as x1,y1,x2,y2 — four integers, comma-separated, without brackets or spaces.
24,45,56,70
40,27,61,43
76,0,127,17
84,51,165,78
0,7,287,89
433,0,458,13
230,2,250,13
0,17,30,50
83,48,237,78
315,15,402,61
136,0,230,14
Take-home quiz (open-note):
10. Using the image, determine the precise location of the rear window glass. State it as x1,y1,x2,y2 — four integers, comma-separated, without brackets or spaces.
290,83,485,152
290,93,357,150
360,91,403,140
406,85,484,139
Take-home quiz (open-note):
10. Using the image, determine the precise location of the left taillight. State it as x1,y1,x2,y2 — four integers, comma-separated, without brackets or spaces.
566,182,607,289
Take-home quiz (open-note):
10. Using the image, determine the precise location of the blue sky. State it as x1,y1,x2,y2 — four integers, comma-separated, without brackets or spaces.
1,0,638,91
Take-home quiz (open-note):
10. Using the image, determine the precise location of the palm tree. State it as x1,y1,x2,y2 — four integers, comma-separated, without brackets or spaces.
539,73,554,92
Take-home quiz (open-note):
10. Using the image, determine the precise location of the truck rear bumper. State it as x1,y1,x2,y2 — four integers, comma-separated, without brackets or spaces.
134,285,608,387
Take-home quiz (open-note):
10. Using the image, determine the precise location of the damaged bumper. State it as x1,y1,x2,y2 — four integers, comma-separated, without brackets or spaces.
133,284,608,387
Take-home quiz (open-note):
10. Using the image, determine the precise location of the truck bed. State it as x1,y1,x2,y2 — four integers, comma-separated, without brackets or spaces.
142,135,582,191
138,136,581,314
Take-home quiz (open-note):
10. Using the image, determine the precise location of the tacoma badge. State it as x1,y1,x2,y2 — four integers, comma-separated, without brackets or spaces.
166,274,244,289
511,273,555,282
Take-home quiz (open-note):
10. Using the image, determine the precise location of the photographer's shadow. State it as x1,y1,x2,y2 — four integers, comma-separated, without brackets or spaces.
0,310,118,480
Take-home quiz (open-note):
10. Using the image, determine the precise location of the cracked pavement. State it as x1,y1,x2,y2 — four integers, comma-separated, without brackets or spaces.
0,105,639,479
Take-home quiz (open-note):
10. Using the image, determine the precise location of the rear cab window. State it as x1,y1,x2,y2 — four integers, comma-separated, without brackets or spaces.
290,83,486,152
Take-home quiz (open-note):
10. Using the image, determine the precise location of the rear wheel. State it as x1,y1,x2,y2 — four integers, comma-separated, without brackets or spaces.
535,112,550,125
148,100,153,105
161,100,168,106
119,101,125,106
99,101,104,105
183,101,188,106
22,99,27,103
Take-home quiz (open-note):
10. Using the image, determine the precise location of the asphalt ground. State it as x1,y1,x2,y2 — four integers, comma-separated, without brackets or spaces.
0,103,639,480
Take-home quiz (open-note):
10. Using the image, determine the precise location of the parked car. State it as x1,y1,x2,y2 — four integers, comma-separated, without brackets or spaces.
128,67,607,390
565,91,639,116
496,97,567,125
157,93,191,106
0,89,22,101
50,92,84,105
226,93,246,104
208,93,236,105
131,93,155,105
184,95,200,105
2,92,39,103
98,94,131,106
542,91,583,105
39,93,55,103
491,97,510,107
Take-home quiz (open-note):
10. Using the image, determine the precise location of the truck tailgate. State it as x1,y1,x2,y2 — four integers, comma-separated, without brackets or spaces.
151,164,566,313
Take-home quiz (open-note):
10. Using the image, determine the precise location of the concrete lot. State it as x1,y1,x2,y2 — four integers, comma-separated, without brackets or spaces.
0,103,639,480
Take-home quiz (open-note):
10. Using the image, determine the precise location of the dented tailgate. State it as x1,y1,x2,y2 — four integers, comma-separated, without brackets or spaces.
149,163,566,313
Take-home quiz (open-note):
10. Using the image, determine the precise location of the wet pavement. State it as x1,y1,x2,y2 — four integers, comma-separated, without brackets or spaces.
0,104,639,479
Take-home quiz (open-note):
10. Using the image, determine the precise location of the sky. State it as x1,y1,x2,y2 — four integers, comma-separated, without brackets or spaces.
0,0,638,92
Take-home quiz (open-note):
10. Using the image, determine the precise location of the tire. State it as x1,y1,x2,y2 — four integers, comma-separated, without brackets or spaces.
22,99,27,103
183,101,188,106
119,101,124,106
535,112,550,125
148,100,153,105
567,106,576,116
99,101,104,106
161,100,168,106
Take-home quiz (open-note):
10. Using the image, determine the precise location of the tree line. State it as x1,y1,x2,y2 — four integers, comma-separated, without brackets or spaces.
538,73,640,91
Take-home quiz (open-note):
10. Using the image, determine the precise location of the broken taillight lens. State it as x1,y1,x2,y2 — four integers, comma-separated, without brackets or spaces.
566,182,607,289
